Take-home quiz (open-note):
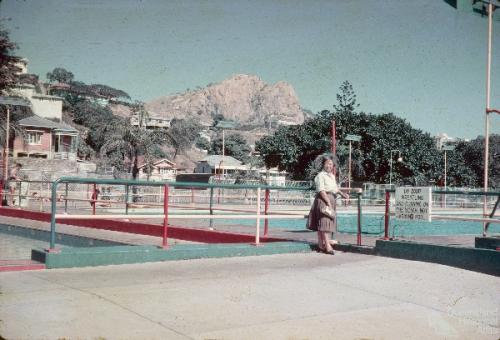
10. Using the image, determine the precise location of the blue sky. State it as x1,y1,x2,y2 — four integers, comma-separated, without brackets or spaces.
1,0,499,138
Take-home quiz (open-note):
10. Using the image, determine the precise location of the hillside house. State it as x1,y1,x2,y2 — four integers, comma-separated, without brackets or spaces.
137,159,177,181
194,155,248,175
130,115,171,129
12,115,78,160
11,60,64,121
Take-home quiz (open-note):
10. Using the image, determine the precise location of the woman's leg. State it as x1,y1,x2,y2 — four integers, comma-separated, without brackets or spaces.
323,232,334,252
317,231,325,250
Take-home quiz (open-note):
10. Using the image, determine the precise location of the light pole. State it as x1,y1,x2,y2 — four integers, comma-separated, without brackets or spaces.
2,105,10,182
389,150,403,186
345,134,361,190
221,129,225,178
1,96,31,181
442,145,455,208
0,97,31,207
444,0,500,234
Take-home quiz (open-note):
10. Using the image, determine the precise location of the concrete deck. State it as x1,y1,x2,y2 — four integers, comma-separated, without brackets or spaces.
1,252,498,339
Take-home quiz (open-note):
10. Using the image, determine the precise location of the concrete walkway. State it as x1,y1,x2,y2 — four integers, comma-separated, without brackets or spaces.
1,253,498,339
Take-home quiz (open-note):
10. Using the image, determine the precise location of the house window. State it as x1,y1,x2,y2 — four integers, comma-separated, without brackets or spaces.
27,132,42,145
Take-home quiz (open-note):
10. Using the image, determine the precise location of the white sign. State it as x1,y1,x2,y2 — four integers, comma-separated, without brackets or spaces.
395,187,432,221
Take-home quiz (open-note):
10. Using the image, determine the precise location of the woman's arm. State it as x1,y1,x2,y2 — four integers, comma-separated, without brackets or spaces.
338,189,349,200
319,190,333,207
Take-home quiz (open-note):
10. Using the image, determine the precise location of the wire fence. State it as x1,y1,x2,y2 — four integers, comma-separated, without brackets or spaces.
2,179,499,212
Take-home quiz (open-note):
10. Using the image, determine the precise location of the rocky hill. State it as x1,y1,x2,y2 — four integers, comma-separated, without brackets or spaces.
145,74,306,127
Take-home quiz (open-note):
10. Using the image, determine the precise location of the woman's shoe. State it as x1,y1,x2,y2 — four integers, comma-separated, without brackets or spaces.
323,248,335,255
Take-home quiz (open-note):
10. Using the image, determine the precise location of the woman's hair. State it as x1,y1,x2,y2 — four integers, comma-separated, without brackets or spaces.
320,155,334,168
306,153,338,179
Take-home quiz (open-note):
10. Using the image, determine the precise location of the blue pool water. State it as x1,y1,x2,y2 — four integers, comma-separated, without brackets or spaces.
211,214,500,237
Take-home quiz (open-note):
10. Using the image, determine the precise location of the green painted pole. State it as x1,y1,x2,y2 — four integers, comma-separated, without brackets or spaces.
357,192,362,246
49,179,59,251
209,187,214,229
209,187,214,214
64,182,68,213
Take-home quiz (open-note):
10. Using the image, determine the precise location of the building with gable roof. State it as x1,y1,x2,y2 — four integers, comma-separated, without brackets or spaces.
137,158,178,181
13,115,78,160
194,155,248,175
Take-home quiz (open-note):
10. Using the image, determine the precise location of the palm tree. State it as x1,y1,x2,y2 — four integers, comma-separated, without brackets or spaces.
99,103,167,180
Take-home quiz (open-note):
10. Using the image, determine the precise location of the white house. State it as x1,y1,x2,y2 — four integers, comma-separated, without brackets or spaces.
194,155,248,175
11,61,64,121
130,115,171,129
137,159,177,181
435,133,469,150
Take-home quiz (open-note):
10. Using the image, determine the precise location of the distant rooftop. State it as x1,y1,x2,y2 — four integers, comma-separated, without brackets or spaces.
215,120,236,129
201,155,242,167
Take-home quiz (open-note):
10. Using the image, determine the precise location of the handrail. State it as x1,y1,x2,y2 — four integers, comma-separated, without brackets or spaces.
47,176,364,250
49,176,364,192
53,176,315,191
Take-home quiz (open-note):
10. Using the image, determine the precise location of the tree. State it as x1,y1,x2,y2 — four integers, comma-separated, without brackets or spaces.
88,84,130,100
210,133,252,163
46,67,74,84
0,104,32,151
195,136,210,150
99,118,166,179
333,80,359,114
447,135,500,188
257,81,444,184
167,118,202,158
0,23,21,94
212,113,225,127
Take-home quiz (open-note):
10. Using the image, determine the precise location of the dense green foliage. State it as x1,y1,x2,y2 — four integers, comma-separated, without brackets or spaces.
0,23,21,93
72,100,168,178
0,24,33,147
46,67,74,84
195,136,211,150
46,67,130,102
256,81,498,188
167,118,203,158
210,133,252,163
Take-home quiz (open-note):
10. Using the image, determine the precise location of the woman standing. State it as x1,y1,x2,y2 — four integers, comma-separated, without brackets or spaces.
307,155,349,254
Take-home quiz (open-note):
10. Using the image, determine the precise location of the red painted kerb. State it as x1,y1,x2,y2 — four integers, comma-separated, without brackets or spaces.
0,207,288,244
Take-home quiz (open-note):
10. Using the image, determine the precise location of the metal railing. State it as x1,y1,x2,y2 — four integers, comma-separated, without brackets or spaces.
37,177,362,251
383,189,500,239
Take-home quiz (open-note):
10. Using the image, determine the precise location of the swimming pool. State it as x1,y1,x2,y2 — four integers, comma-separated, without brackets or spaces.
207,214,500,237
0,224,128,260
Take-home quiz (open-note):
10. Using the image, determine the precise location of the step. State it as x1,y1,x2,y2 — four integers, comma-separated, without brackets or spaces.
0,259,46,272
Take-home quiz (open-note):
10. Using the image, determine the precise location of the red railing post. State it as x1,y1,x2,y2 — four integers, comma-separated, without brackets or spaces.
92,183,97,215
384,190,390,240
0,179,3,207
162,184,169,249
264,188,270,237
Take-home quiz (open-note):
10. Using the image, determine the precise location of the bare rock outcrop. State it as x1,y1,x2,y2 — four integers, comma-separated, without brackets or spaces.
145,74,305,127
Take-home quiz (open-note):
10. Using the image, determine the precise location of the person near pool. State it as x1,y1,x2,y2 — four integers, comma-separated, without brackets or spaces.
307,154,349,254
7,163,22,206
